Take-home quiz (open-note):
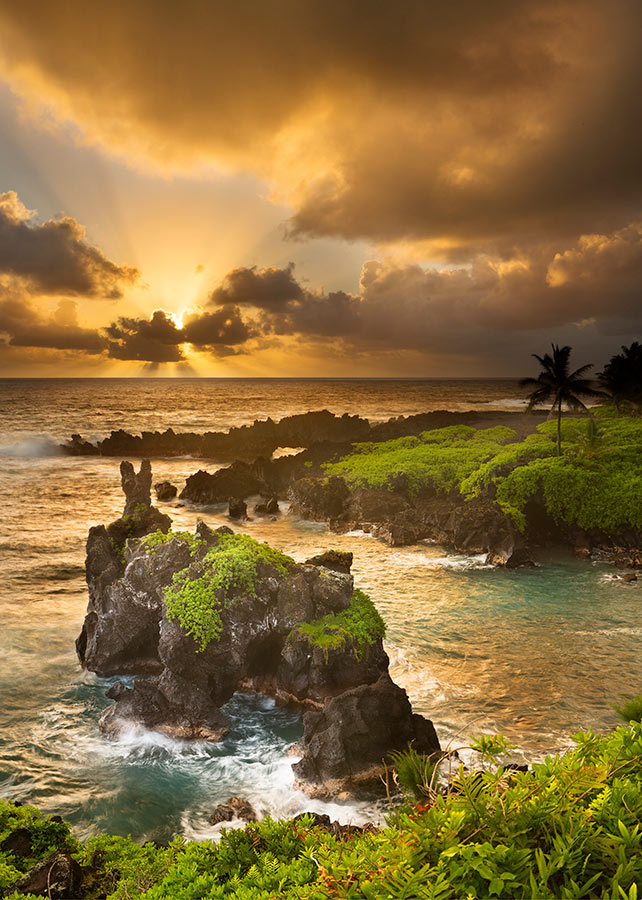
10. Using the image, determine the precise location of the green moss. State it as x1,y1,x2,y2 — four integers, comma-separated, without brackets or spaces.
164,571,223,651
291,588,386,661
138,529,204,557
163,533,295,652
201,533,294,597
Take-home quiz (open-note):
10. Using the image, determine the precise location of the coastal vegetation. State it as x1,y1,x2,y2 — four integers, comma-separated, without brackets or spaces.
290,588,386,661
599,342,642,415
4,719,642,899
141,532,295,651
325,411,642,536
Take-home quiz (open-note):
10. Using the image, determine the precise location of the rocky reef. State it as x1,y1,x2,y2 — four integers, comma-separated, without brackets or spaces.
77,461,440,797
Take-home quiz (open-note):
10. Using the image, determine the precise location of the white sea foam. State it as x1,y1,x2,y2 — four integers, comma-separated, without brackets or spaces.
389,550,490,570
0,433,62,457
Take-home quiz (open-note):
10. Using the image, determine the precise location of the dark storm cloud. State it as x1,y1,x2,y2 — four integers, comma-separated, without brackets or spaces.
182,306,253,347
209,264,303,310
106,310,185,362
0,296,108,352
1,1,641,255
105,305,255,361
0,191,139,297
200,231,642,364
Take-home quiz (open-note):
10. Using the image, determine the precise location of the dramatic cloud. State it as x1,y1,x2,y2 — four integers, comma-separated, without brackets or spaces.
0,296,108,352
105,306,255,362
2,220,641,370
182,306,253,349
0,1,640,254
106,310,185,362
210,264,302,310
0,191,139,297
194,241,642,360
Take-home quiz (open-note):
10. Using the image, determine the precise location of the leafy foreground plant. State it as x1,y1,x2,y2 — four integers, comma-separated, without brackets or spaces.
3,722,642,898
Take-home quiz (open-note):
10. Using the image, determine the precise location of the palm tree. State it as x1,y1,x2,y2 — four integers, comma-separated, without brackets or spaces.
520,344,602,456
598,342,642,415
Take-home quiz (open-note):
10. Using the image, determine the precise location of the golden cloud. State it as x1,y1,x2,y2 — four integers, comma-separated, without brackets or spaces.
1,1,640,254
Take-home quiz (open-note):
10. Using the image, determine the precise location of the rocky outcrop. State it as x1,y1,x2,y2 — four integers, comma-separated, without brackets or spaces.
61,410,372,460
181,460,269,504
77,462,441,798
227,497,248,520
8,852,83,899
287,475,528,564
292,674,440,798
76,460,171,674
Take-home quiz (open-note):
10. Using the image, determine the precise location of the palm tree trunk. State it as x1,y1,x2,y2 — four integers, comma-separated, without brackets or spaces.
556,397,562,456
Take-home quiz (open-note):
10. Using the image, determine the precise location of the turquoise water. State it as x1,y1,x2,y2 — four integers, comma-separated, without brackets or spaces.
0,380,639,840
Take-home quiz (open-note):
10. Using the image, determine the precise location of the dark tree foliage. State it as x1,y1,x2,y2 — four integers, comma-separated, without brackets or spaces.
520,344,602,456
598,341,642,415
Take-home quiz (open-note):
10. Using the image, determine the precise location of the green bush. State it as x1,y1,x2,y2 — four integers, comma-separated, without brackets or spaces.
0,801,77,891
289,588,386,661
324,426,517,497
615,694,642,724
3,722,642,898
325,414,642,536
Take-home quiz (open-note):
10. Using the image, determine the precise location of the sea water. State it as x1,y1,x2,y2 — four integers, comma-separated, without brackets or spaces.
0,378,639,840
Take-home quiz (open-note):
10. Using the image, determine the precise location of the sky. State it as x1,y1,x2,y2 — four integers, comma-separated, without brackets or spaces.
0,0,640,377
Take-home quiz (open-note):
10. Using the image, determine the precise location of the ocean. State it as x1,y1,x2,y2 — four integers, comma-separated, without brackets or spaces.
0,378,639,841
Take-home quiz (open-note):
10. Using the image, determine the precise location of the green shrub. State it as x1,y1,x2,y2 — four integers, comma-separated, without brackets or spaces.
0,801,77,890
615,694,642,724
290,588,386,661
162,533,294,652
3,722,642,898
324,426,517,497
326,414,642,536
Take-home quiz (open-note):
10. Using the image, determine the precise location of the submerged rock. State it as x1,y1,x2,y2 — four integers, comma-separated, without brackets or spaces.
209,797,257,825
228,497,248,520
77,461,441,798
155,480,178,500
254,496,280,516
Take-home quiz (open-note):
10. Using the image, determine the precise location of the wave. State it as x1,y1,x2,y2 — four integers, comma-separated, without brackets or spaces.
389,550,491,570
0,433,63,458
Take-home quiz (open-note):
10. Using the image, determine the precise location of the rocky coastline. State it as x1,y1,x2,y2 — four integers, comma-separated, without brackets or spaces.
134,409,638,570
60,408,547,460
